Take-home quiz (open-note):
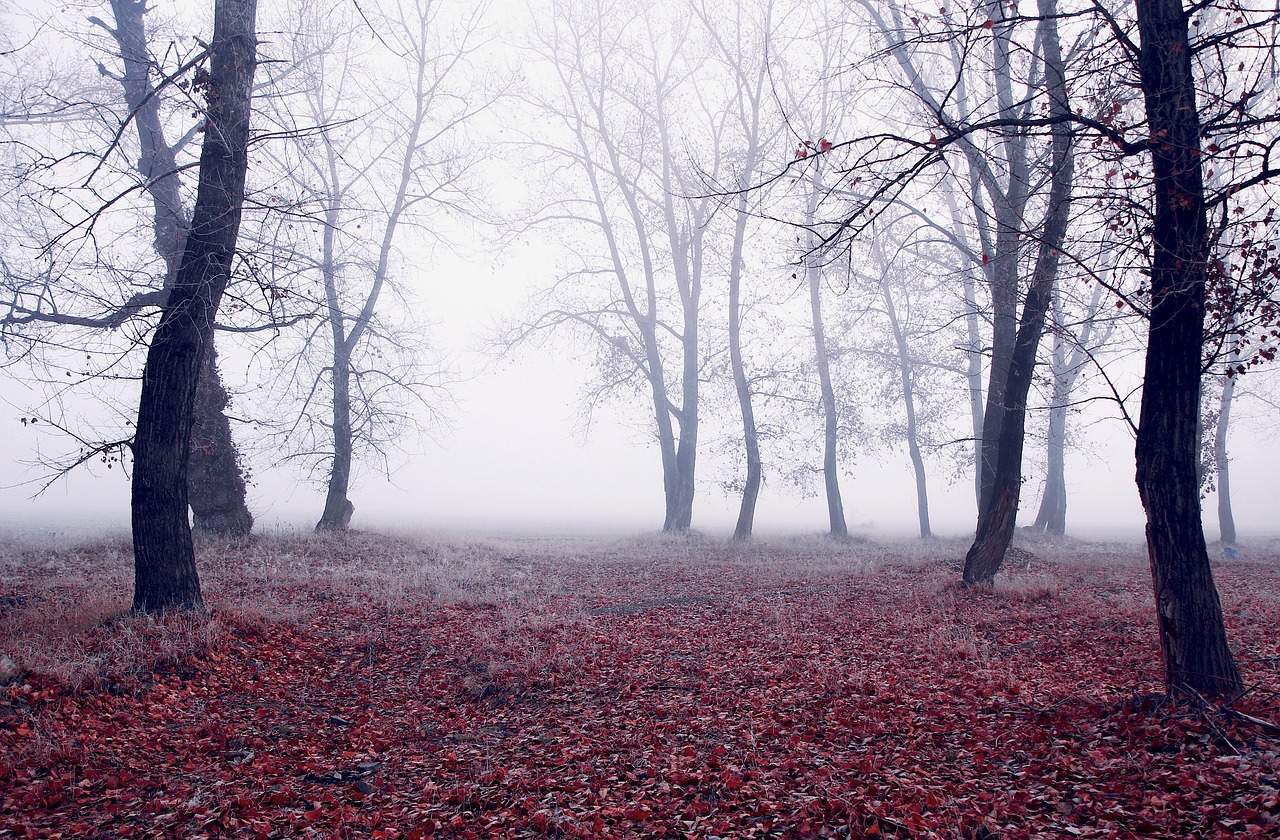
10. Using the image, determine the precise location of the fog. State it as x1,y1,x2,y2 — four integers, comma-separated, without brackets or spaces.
3,0,1280,547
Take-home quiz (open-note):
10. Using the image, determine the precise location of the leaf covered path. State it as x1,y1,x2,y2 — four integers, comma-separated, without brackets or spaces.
2,532,1279,837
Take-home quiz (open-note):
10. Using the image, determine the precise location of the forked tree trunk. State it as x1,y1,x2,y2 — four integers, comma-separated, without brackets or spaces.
964,0,1073,585
131,0,257,613
109,0,254,538
1132,0,1242,695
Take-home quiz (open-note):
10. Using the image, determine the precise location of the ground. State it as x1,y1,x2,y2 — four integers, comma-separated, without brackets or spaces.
1,530,1278,838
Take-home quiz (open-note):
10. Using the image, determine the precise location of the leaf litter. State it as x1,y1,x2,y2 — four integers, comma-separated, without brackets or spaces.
1,530,1278,837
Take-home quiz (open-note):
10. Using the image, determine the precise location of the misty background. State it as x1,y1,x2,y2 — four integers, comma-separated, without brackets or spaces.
2,0,1278,541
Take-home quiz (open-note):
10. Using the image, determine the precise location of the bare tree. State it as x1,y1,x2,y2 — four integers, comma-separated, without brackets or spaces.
512,0,718,532
695,0,785,539
131,0,257,612
1030,281,1115,535
2,0,255,535
253,0,483,531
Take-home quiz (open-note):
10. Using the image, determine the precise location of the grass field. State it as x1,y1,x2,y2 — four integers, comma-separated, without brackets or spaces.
2,529,1278,838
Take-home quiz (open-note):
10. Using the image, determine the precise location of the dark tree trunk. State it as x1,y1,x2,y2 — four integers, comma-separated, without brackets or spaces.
109,0,253,538
964,0,1073,585
1133,0,1241,695
189,341,253,536
974,0,1032,515
130,0,257,613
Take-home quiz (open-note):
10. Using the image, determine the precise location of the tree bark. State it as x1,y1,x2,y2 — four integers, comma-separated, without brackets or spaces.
131,0,257,613
1132,0,1242,694
964,0,1073,586
189,341,254,536
108,0,253,538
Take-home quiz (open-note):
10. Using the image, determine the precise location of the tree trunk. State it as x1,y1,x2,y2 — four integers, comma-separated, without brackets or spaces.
805,170,847,539
1132,0,1242,695
189,341,254,536
131,0,257,613
1033,303,1069,535
1032,389,1068,535
664,301,699,533
1215,343,1238,546
974,0,1032,516
316,196,355,532
109,0,253,538
880,274,931,538
964,0,1072,585
809,254,847,539
316,359,355,531
728,202,761,541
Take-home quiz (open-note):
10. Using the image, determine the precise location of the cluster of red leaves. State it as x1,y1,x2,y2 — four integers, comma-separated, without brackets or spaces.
2,534,1278,838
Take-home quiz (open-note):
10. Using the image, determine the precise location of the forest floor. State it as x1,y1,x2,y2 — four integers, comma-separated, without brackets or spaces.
1,529,1278,839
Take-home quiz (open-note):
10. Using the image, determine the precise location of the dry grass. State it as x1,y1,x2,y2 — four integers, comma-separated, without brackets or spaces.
0,526,1245,695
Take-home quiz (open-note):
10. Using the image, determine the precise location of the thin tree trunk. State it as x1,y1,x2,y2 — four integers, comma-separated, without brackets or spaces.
809,259,847,539
1132,0,1242,695
131,0,257,613
1033,387,1068,535
880,274,931,537
1215,365,1237,546
964,0,1072,585
108,0,253,538
1033,294,1070,535
315,197,354,532
728,200,761,540
803,165,847,538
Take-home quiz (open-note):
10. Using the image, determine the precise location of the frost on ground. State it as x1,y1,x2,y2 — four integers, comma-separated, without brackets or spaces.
1,529,1278,838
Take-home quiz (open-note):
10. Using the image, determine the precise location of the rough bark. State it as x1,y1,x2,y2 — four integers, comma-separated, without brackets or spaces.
131,0,257,613
107,0,253,538
189,341,253,536
964,0,1073,586
1132,0,1242,694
